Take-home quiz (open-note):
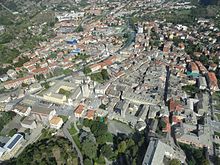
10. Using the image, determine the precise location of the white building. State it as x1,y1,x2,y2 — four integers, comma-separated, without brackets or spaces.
12,105,31,117
81,83,90,98
4,134,24,152
49,116,64,129
198,77,207,90
21,117,37,129
31,106,56,124
0,74,8,82
56,11,85,22
6,69,17,79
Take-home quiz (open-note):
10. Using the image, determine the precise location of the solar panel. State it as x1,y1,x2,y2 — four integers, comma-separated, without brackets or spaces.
7,134,22,149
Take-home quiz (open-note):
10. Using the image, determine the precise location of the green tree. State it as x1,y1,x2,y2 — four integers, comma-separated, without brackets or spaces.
101,69,109,80
95,155,105,164
82,139,97,159
8,128,18,137
101,144,113,159
83,119,92,127
96,134,107,144
169,159,181,165
201,159,210,165
76,25,83,32
105,132,113,142
118,141,127,154
126,139,135,149
131,145,138,158
83,66,92,75
99,104,106,110
84,158,92,165
199,54,209,65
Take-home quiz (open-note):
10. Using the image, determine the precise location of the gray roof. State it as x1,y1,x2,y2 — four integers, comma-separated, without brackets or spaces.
31,105,54,115
142,138,175,165
21,117,35,125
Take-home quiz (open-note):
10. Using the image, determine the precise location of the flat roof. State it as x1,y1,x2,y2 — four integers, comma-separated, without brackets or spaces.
50,116,63,125
4,134,23,150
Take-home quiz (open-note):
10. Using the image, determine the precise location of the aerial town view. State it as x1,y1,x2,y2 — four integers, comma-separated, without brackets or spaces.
0,0,220,164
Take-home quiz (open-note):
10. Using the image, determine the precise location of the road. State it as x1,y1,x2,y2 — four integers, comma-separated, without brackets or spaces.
62,116,83,165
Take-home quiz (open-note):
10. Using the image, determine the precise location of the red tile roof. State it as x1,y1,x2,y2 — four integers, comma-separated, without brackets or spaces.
74,104,84,115
86,110,95,120
208,72,218,87
169,98,183,112
162,117,171,133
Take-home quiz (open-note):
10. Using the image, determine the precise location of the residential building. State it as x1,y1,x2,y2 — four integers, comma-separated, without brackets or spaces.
6,69,17,79
31,106,56,124
207,72,219,91
12,104,31,116
49,116,64,129
4,75,36,89
21,117,37,129
85,110,95,120
74,104,85,118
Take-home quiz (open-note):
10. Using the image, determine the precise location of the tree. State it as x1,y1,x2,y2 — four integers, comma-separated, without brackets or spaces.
169,159,181,165
99,104,106,110
126,139,135,149
101,144,113,159
24,128,31,134
12,137,77,164
118,141,127,154
82,139,97,159
83,119,92,127
131,145,138,158
84,158,92,165
96,134,107,145
199,55,209,65
8,128,18,137
101,69,109,80
83,66,92,75
95,155,105,164
105,132,113,142
201,159,210,165
76,25,83,32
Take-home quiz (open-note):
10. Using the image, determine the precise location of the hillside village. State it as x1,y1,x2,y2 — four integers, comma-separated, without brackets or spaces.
0,0,220,165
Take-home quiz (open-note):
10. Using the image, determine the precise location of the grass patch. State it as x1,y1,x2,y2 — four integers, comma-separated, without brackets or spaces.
58,88,72,98
72,135,81,149
68,123,81,149
59,115,69,123
90,69,109,83
63,69,73,75
68,124,78,135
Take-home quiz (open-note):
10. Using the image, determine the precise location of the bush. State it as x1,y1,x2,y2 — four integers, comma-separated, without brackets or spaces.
8,128,17,137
